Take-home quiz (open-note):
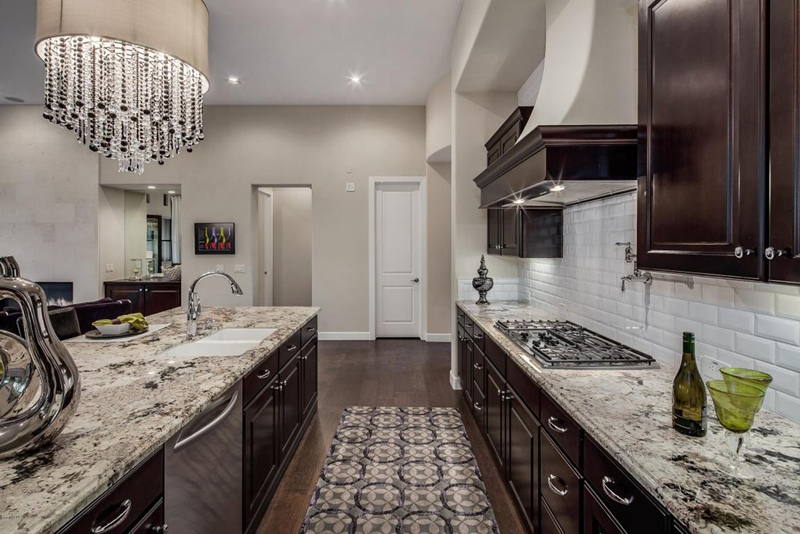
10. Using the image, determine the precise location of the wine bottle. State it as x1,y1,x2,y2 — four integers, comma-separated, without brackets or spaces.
672,332,707,437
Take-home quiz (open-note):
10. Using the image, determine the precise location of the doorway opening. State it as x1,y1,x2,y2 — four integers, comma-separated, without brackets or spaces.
256,187,313,306
369,177,427,340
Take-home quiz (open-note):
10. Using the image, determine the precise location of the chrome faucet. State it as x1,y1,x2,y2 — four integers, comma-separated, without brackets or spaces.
615,242,653,292
187,271,244,337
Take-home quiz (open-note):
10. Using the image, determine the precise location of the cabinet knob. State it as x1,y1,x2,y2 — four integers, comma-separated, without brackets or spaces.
473,401,483,411
149,525,169,533
765,247,791,260
734,246,755,259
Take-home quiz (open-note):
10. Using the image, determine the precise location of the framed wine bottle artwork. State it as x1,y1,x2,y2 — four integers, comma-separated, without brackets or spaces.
194,222,235,255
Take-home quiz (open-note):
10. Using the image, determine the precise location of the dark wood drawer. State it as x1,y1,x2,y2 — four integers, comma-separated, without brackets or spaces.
472,379,486,432
583,486,625,534
472,345,485,393
279,329,302,370
301,316,318,348
507,356,540,418
128,498,165,534
584,436,668,534
541,430,581,534
463,315,475,338
673,521,690,534
471,323,486,352
58,449,163,534
456,307,465,326
244,349,279,407
541,497,565,534
485,335,506,376
541,392,581,467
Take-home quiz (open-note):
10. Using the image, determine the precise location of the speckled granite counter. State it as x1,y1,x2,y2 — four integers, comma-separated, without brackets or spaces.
457,300,800,534
0,306,318,534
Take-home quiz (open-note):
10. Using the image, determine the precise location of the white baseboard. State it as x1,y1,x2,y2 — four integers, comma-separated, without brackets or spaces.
449,370,462,390
426,333,452,343
318,332,372,341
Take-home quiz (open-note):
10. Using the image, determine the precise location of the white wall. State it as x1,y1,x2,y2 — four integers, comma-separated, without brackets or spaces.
520,193,800,423
272,187,313,306
426,75,452,162
0,106,100,303
100,105,429,335
98,186,126,285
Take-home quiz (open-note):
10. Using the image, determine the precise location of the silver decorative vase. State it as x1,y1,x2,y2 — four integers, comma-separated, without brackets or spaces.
472,255,494,305
0,256,81,458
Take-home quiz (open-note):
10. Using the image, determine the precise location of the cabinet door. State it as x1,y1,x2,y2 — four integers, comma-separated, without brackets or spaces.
279,354,302,460
583,486,625,534
301,339,318,418
144,287,181,316
463,338,474,405
485,358,505,471
507,391,539,532
244,379,279,526
637,0,764,279
501,209,519,256
488,209,502,255
105,285,144,314
768,0,800,283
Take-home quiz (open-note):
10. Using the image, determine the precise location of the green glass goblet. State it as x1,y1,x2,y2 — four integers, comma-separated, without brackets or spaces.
719,367,772,455
707,380,765,479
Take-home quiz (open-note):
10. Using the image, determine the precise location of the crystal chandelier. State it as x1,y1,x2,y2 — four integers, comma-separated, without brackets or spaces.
35,0,210,174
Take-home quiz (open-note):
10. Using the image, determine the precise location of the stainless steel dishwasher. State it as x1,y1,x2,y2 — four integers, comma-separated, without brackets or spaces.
165,382,242,533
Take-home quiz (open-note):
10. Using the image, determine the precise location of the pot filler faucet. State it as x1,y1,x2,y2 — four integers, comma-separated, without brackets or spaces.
187,271,244,338
616,242,653,292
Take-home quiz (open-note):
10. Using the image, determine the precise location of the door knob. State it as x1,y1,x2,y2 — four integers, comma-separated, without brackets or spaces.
411,278,420,283
734,246,755,259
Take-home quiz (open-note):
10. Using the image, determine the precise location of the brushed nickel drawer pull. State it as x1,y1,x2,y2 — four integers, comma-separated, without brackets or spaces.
306,327,316,333
91,499,132,533
547,416,568,434
286,344,298,352
257,369,271,380
547,474,568,497
473,402,483,411
473,362,483,370
602,476,635,506
473,332,484,339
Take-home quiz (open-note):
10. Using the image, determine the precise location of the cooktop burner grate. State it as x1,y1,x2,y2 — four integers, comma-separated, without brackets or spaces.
495,319,656,369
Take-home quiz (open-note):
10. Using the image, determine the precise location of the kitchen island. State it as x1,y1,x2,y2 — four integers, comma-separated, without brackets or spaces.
457,300,800,534
0,305,319,534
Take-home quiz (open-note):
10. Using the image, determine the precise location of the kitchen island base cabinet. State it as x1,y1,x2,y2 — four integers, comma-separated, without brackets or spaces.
584,486,625,534
507,390,539,533
244,374,280,529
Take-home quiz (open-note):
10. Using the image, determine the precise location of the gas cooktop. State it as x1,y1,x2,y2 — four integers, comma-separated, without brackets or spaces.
495,319,656,369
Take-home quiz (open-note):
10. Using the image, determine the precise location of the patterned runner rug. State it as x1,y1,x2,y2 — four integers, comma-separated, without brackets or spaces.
300,406,499,534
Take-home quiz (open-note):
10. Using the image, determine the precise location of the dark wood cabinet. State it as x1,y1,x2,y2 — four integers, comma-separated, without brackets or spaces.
768,0,800,283
487,209,519,257
301,339,318,418
487,209,503,255
541,430,582,534
104,280,181,316
244,376,279,527
507,388,539,532
279,352,302,460
584,486,625,534
485,107,533,167
485,357,505,470
488,208,563,258
637,0,765,279
128,499,165,534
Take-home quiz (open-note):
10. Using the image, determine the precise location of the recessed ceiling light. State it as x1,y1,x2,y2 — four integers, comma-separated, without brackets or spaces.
226,77,241,84
147,186,156,190
549,184,566,192
512,198,526,205
168,190,176,194
349,76,362,84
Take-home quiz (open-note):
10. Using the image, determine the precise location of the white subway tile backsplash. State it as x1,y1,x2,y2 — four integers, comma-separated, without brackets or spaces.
519,193,800,423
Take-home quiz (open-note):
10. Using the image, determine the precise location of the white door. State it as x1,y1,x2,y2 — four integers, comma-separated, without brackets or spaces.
258,189,273,306
376,182,422,337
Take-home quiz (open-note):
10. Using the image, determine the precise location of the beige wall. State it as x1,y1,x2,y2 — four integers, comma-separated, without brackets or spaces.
98,186,126,286
0,106,100,303
100,106,429,334
426,162,452,335
272,187,312,306
123,191,147,279
426,75,452,162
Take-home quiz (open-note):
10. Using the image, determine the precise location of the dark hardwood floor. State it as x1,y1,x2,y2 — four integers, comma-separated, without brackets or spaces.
256,339,526,534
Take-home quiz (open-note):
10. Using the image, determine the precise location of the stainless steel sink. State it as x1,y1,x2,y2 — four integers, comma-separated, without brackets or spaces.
161,328,277,358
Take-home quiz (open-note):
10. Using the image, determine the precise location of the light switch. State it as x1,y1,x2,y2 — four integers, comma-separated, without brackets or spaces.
235,264,246,273
346,182,355,192
105,263,114,273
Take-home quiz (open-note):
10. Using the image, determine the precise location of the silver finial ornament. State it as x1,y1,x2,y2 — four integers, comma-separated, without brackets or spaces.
472,255,494,305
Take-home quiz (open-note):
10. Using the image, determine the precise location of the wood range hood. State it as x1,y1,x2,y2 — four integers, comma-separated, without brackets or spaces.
474,124,639,209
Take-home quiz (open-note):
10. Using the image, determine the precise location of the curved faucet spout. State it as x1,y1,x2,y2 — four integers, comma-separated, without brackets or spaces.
187,271,244,337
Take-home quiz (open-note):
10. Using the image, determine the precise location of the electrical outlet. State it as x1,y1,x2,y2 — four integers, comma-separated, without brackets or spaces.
346,182,355,192
105,263,114,273
216,264,224,273
235,264,246,273
702,356,728,379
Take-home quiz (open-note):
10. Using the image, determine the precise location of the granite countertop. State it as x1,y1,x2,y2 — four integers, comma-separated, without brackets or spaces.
457,300,800,534
0,306,319,534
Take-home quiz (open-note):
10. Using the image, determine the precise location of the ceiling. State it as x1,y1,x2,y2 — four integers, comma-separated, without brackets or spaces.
0,0,462,106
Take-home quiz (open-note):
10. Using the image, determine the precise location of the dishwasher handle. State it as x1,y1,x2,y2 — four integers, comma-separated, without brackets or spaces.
174,390,239,453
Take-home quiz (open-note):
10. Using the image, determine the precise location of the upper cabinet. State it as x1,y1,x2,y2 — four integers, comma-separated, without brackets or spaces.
637,0,765,279
487,208,563,259
485,107,533,167
768,0,800,283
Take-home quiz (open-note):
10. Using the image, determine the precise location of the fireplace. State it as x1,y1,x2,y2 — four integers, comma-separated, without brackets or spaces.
0,282,73,310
